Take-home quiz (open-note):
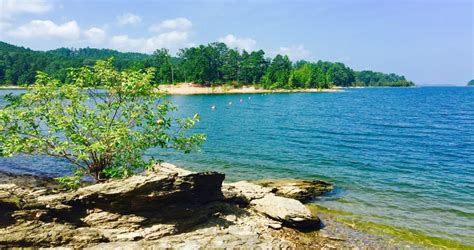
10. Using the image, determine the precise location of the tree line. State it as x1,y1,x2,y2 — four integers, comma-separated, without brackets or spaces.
0,41,414,88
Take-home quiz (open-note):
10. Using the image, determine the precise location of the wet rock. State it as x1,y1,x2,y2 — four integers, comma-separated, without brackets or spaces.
0,171,61,190
254,179,333,202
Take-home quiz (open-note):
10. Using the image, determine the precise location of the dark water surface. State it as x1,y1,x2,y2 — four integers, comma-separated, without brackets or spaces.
1,87,473,248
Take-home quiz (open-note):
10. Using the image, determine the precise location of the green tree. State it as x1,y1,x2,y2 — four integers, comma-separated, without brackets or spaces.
262,54,292,89
290,63,313,88
355,70,414,87
0,59,206,188
220,48,241,82
327,62,355,87
152,48,174,84
240,50,268,84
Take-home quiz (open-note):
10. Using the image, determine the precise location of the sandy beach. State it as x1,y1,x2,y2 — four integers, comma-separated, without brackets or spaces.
0,85,26,90
157,83,342,95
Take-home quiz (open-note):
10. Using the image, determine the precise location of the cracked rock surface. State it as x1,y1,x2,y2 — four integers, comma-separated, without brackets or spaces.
0,163,317,248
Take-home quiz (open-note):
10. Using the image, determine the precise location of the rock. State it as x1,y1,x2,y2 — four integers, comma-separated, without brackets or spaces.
115,232,143,241
0,163,325,248
152,162,193,176
254,179,333,202
81,209,147,229
0,171,61,190
267,223,282,230
142,224,176,240
222,181,272,204
223,181,321,231
322,244,338,250
250,194,320,231
225,214,237,222
61,170,225,214
0,221,106,247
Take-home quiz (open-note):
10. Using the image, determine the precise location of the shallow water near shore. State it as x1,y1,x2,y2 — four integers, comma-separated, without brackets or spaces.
0,87,473,248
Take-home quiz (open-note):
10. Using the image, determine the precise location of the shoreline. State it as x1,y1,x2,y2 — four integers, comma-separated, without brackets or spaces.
158,83,342,95
0,86,26,90
0,84,342,94
0,167,425,249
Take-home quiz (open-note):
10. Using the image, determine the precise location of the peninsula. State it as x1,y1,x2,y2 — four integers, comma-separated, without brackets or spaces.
0,41,414,89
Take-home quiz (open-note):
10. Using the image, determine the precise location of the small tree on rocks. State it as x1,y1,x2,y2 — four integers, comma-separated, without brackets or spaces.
0,59,206,189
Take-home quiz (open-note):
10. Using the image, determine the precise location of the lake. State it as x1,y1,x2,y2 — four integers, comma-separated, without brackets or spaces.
1,87,473,248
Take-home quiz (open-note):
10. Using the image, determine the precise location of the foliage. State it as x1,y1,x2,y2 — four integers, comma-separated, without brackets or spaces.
0,59,206,187
468,80,474,86
261,55,292,89
152,48,175,84
0,41,415,88
355,70,414,87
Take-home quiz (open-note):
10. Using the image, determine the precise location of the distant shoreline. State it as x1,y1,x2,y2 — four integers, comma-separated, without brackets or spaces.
0,84,343,94
0,85,26,90
5,84,466,94
157,83,342,95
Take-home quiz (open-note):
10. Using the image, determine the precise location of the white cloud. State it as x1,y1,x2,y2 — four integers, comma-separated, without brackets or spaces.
110,31,192,54
218,34,256,51
0,0,53,19
275,45,310,61
149,17,192,32
117,13,142,25
8,20,81,40
83,27,106,44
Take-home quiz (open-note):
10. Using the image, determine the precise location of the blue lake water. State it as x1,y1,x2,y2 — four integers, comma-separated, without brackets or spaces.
1,87,473,247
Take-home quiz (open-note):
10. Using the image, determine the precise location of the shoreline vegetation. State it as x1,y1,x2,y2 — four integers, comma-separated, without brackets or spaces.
0,41,414,89
0,83,416,95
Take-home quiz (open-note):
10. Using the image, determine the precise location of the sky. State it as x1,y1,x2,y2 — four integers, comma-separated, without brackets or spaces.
0,0,472,85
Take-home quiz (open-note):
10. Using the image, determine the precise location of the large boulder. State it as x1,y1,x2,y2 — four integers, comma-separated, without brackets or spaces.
0,168,226,247
223,181,320,231
250,194,320,231
63,170,225,214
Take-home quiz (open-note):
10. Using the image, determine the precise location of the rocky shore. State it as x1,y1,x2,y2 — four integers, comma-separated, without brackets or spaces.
0,163,407,249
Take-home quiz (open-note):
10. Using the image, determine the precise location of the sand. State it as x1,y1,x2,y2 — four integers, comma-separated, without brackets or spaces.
157,83,342,95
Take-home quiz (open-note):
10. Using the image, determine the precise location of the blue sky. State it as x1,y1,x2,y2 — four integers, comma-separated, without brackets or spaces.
0,0,472,85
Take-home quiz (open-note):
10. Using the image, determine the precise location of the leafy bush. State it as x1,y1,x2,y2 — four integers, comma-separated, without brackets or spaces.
0,59,206,188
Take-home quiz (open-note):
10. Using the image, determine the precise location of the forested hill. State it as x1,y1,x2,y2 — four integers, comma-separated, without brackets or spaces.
468,80,474,86
47,47,150,61
0,41,415,88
